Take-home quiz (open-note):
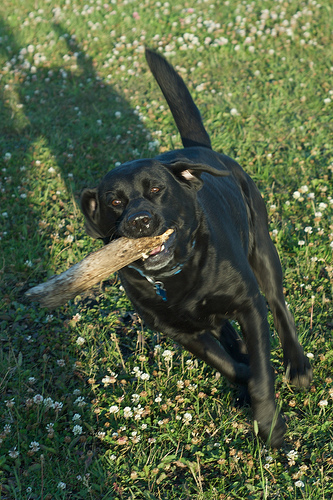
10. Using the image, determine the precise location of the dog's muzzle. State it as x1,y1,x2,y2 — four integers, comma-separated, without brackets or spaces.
141,230,176,271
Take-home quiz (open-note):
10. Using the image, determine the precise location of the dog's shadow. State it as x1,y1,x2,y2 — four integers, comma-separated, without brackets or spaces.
0,18,150,280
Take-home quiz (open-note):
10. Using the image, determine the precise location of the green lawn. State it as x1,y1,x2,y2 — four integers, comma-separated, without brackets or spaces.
0,0,332,498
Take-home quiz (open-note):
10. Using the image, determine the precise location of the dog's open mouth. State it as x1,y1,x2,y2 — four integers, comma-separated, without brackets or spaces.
141,231,176,270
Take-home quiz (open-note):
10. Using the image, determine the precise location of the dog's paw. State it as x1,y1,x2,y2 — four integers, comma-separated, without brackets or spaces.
254,410,286,448
284,351,313,388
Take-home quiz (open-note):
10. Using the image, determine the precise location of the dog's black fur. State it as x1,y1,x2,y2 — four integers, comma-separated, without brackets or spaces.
81,49,312,447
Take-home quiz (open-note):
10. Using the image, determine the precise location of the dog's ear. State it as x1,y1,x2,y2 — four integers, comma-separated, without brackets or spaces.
168,161,230,190
80,188,103,238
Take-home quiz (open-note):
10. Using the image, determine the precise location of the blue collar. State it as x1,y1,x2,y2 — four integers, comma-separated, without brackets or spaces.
128,263,183,302
127,239,196,302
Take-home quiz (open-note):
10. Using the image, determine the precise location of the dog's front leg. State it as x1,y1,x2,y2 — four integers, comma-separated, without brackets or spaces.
237,297,286,447
170,330,250,386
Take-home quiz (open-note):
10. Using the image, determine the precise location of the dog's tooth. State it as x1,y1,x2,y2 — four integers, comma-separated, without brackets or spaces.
161,244,165,252
141,253,150,260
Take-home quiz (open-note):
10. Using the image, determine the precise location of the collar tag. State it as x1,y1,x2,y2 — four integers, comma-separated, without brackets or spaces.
154,281,167,301
127,238,196,303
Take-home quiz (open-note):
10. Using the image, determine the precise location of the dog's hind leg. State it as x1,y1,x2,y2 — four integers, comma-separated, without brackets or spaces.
236,297,287,447
215,321,249,366
249,231,312,388
171,330,250,386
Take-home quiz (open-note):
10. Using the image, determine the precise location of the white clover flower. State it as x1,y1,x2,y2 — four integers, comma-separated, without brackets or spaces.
72,413,81,421
306,352,314,359
293,191,301,199
29,441,40,452
134,405,144,421
73,425,83,436
4,424,11,434
43,397,54,409
298,240,305,246
57,482,66,490
76,336,86,346
304,226,313,234
177,380,185,389
186,359,194,369
230,108,239,116
318,202,327,210
57,359,65,367
33,394,44,404
9,448,19,459
148,139,160,151
162,349,173,362
74,397,86,407
131,394,140,403
109,405,119,414
195,83,205,92
140,372,150,381
115,111,122,118
53,401,64,411
287,449,298,460
183,412,193,424
155,394,162,403
132,366,142,377
102,375,117,385
318,400,328,407
299,185,309,193
123,407,133,418
295,480,305,488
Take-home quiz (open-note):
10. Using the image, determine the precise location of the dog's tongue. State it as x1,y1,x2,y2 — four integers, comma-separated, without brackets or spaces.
149,245,162,256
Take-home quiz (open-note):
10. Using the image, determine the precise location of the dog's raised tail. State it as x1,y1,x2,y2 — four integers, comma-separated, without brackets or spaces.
145,48,212,150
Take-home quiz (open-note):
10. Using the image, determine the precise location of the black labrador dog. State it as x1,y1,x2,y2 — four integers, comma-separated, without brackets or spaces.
80,49,312,447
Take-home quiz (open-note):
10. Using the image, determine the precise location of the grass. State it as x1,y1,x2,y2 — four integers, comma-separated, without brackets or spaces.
0,0,332,498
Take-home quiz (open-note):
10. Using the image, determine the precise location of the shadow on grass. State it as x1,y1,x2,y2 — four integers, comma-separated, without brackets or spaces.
0,18,148,293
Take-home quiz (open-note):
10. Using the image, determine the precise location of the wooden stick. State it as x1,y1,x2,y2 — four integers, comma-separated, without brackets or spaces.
25,229,174,309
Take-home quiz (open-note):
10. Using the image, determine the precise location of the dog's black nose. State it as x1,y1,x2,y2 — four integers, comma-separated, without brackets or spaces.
127,211,152,232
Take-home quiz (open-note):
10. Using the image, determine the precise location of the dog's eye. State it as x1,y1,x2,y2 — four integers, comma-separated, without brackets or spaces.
111,199,122,207
151,187,160,194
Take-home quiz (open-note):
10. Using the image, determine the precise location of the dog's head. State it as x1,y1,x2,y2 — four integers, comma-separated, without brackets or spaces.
81,158,228,272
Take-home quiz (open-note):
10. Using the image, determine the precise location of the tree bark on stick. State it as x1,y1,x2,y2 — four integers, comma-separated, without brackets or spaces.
25,229,174,309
